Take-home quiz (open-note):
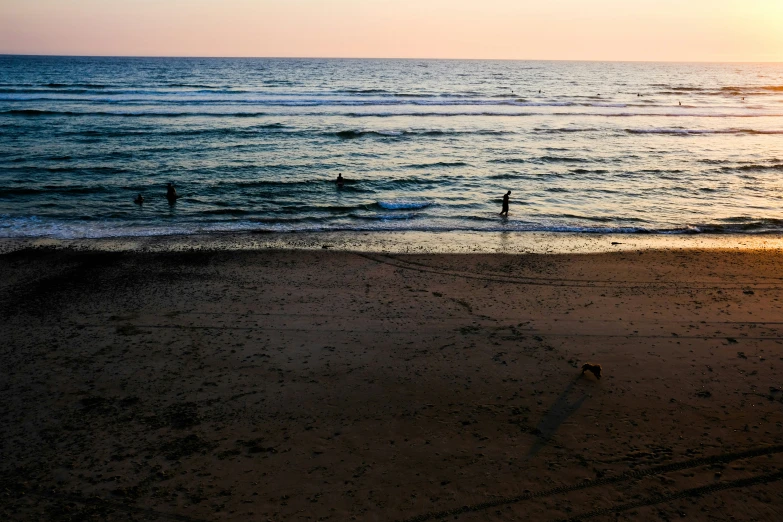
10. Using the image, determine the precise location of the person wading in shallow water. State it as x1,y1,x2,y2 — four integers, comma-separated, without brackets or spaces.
500,190,511,216
166,182,179,204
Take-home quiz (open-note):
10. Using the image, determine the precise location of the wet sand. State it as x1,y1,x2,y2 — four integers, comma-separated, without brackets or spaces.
2,247,783,521
2,230,783,255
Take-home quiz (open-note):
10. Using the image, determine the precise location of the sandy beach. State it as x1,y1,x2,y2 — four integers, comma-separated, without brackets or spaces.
2,245,783,521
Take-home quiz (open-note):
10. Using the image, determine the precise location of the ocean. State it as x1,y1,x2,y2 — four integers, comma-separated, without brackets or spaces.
1,55,782,239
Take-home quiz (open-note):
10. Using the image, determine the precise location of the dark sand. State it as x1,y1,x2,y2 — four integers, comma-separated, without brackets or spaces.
2,247,783,521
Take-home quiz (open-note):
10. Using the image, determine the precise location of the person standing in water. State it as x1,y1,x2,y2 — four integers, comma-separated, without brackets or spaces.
500,190,511,216
335,173,344,187
166,182,178,204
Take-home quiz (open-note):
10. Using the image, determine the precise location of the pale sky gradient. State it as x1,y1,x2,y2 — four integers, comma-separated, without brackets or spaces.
1,0,783,62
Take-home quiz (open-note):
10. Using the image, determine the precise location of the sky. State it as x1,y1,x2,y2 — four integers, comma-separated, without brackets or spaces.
1,0,782,62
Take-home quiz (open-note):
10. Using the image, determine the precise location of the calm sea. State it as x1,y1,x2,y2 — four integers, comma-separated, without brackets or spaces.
1,56,782,239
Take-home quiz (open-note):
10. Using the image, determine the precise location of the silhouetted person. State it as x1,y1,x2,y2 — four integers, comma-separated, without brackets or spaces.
166,182,179,204
336,173,344,187
134,193,144,205
500,190,511,216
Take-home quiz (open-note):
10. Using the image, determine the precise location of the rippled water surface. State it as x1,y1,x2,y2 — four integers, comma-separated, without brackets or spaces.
1,56,783,238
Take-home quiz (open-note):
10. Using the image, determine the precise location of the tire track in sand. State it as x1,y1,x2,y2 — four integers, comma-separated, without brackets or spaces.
400,444,783,522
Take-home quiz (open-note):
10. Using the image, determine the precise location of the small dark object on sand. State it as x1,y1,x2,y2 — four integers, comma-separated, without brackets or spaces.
611,242,623,245
581,363,602,380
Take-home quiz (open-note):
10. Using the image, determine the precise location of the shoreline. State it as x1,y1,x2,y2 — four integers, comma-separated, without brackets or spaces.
2,229,783,255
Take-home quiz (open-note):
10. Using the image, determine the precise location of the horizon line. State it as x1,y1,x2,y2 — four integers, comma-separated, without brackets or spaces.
1,53,782,65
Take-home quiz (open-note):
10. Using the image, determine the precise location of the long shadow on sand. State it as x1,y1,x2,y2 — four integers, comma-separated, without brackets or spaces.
527,375,594,458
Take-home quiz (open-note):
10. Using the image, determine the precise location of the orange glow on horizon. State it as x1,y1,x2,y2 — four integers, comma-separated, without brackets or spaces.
1,0,782,62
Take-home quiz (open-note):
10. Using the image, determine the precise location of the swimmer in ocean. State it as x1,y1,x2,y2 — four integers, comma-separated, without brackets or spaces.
336,173,344,187
134,193,144,205
166,182,179,203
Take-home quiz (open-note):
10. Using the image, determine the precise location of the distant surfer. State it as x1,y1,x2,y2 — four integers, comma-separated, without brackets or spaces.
134,193,144,205
335,173,344,187
166,182,179,204
500,190,511,216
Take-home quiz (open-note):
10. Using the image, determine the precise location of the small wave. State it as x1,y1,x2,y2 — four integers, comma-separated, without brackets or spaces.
620,112,783,118
406,161,469,169
571,168,609,174
345,111,537,118
229,113,268,118
487,173,523,180
721,163,783,172
684,219,783,233
335,129,404,139
0,185,111,196
335,130,365,139
658,86,705,92
253,122,286,129
626,128,783,135
2,109,62,116
353,212,419,221
652,85,783,95
556,214,626,223
7,109,778,120
539,155,588,163
0,109,271,118
44,83,107,89
721,85,783,93
699,159,730,165
166,83,217,89
376,200,432,210
488,158,527,164
534,127,599,134
343,110,783,118
229,177,359,189
202,208,249,216
342,88,393,95
637,169,685,174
